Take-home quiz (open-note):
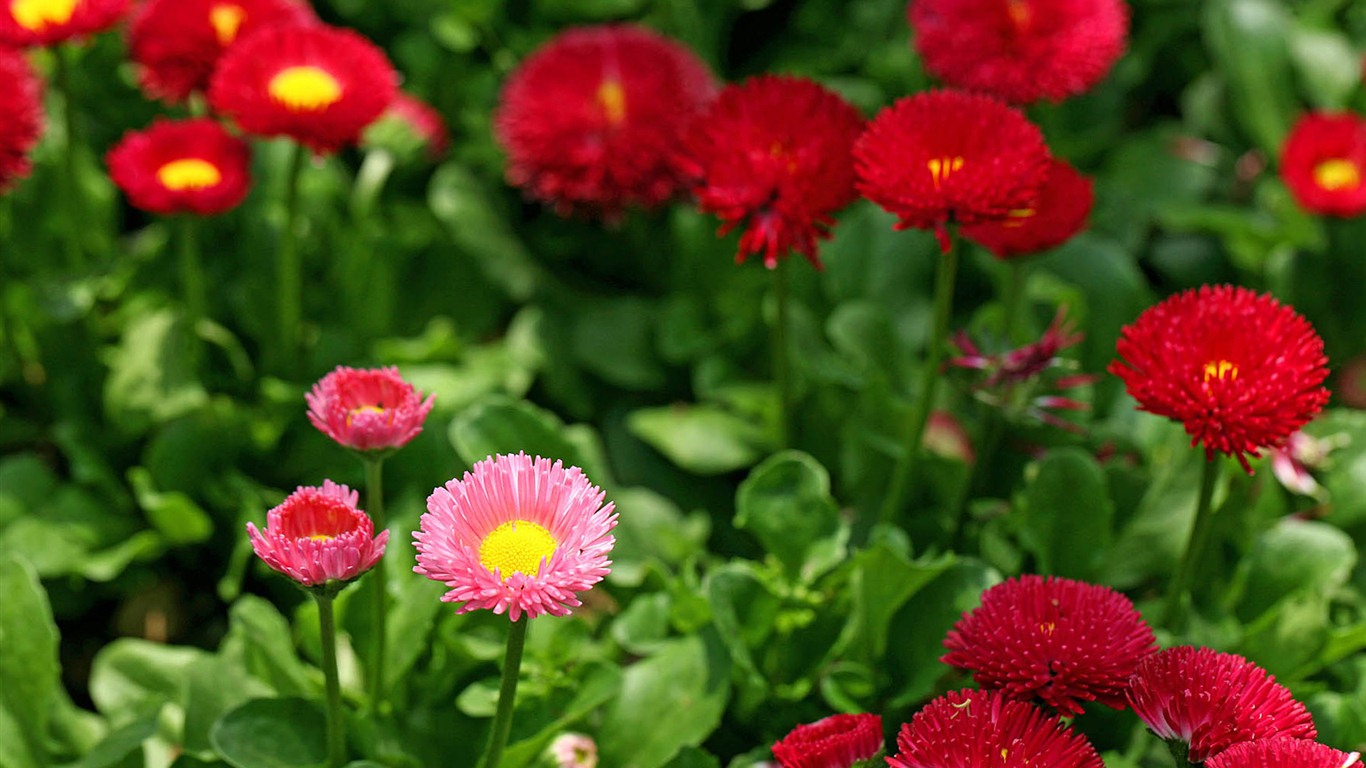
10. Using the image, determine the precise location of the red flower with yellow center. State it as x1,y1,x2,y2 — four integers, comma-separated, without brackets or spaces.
681,75,864,270
0,46,44,193
208,23,397,155
106,118,252,215
854,89,1050,251
246,480,387,588
0,0,126,46
127,0,315,103
494,24,716,218
1280,112,1366,217
1109,285,1330,473
909,0,1129,104
961,158,1093,258
888,689,1103,768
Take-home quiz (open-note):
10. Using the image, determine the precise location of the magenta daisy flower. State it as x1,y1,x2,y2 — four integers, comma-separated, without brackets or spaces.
246,480,388,588
1206,738,1359,768
413,453,617,621
888,689,1103,768
305,365,435,454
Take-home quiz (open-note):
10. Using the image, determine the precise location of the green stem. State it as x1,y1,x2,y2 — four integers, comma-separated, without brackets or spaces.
948,410,1005,549
314,592,347,768
363,456,387,710
276,143,307,375
478,618,530,768
1002,260,1028,345
1165,738,1191,767
880,233,960,525
772,259,793,449
177,216,207,330
1161,457,1222,629
52,48,86,269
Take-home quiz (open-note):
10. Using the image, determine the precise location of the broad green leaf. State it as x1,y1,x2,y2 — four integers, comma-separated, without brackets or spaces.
181,658,274,758
1203,0,1297,153
60,716,158,768
1236,519,1355,622
1020,448,1114,580
706,562,783,693
0,556,60,767
837,541,956,663
571,297,666,391
210,698,327,768
627,404,769,476
887,560,1001,707
89,639,206,728
103,308,208,435
428,163,542,301
449,397,604,481
734,452,847,582
219,596,313,697
128,467,213,545
1288,24,1360,110
607,487,709,587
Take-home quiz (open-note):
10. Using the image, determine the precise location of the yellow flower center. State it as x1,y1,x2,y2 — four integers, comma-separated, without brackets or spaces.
1314,158,1361,192
11,0,78,31
1003,207,1036,228
1038,621,1056,636
208,2,246,46
596,79,626,126
478,519,557,579
345,404,386,426
927,156,965,190
268,66,343,112
1006,0,1032,32
308,533,334,542
1203,359,1238,382
157,158,222,191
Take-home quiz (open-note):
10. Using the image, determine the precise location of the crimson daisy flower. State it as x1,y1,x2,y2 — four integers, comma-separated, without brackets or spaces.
888,689,1103,768
1128,646,1316,763
941,575,1156,716
305,365,435,455
854,89,1050,252
680,75,864,270
1280,112,1366,217
208,23,397,155
1207,738,1359,768
413,453,617,622
127,0,315,104
772,714,883,768
961,158,1093,258
1109,285,1330,473
0,0,126,47
909,0,1129,105
0,47,43,193
494,24,715,218
246,480,388,589
106,118,252,215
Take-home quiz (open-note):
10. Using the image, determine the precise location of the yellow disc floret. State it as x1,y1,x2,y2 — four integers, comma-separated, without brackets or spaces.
1314,158,1361,192
927,155,965,190
479,519,557,579
268,66,343,112
208,3,246,46
157,158,223,191
596,79,627,126
1203,359,1238,382
12,0,79,31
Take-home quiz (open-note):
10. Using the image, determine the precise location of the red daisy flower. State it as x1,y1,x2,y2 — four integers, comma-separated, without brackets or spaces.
772,714,883,768
363,91,449,160
961,158,1093,258
208,24,397,155
107,117,252,215
888,689,1103,768
1108,285,1330,473
680,75,864,270
1207,738,1359,768
0,0,126,47
0,47,44,193
1128,646,1316,763
127,0,315,103
854,89,1050,252
1280,112,1366,217
246,480,387,589
494,24,716,218
941,575,1155,716
909,0,1130,104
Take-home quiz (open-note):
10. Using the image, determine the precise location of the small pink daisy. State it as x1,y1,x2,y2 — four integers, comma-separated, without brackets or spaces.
246,480,388,588
413,453,617,621
305,365,435,454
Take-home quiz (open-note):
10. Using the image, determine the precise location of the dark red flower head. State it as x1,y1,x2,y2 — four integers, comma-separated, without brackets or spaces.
1108,285,1330,473
909,0,1129,104
681,75,864,270
127,0,315,103
1207,738,1359,768
0,0,126,47
961,158,1092,258
1280,112,1366,217
209,24,398,155
941,574,1156,716
107,117,252,215
772,713,883,768
888,689,1103,768
494,24,716,218
854,89,1050,252
0,47,44,193
1128,646,1316,764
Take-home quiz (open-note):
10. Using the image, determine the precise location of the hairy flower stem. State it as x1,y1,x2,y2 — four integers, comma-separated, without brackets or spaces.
276,142,307,375
773,258,793,449
881,233,959,525
479,618,530,768
53,48,86,269
1161,457,1221,629
178,216,207,335
363,456,388,711
1003,260,1028,345
314,592,346,768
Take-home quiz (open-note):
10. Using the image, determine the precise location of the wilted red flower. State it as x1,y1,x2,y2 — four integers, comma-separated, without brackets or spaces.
772,714,883,768
0,47,43,193
1109,285,1330,473
941,574,1156,716
494,24,715,218
1207,738,1359,768
1280,112,1366,217
909,0,1129,105
306,365,435,454
0,0,126,47
681,75,863,270
961,158,1092,258
107,118,252,215
854,89,1050,252
246,480,388,588
127,0,314,103
209,24,397,154
363,92,449,160
1128,646,1316,763
888,689,1103,768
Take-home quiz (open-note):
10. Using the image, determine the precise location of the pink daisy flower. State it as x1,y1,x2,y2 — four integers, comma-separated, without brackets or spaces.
305,365,435,454
246,480,388,588
413,453,617,622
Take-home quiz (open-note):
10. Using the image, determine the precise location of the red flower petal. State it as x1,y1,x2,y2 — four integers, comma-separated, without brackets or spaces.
888,689,1103,768
1280,111,1366,217
0,47,44,192
961,158,1093,258
772,713,883,768
107,117,252,215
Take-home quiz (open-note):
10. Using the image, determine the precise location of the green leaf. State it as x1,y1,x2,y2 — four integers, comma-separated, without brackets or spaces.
837,539,956,663
428,163,542,302
886,560,1000,707
607,487,709,587
627,404,769,476
181,657,274,758
102,308,208,435
218,596,314,697
706,562,783,693
1203,0,1297,153
1236,519,1355,622
88,639,206,728
61,716,158,768
734,452,847,583
128,467,213,545
1288,23,1361,110
210,698,327,768
0,556,60,767
571,297,666,391
1019,448,1115,580
449,397,605,482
